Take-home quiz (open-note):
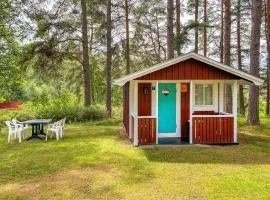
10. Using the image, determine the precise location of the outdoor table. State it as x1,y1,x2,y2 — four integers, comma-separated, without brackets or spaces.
22,119,52,140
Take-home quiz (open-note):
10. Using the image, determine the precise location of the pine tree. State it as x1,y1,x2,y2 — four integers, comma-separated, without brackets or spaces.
265,0,270,116
247,0,263,125
176,0,181,55
224,0,232,113
106,0,112,117
80,0,92,107
167,0,174,59
220,0,224,62
237,0,245,116
125,0,130,75
203,0,207,56
194,0,199,53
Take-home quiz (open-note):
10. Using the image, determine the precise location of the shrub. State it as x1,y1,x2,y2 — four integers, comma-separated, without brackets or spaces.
33,105,108,123
78,105,107,121
0,105,109,127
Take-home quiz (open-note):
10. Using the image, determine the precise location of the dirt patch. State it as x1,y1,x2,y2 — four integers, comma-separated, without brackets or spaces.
0,167,123,199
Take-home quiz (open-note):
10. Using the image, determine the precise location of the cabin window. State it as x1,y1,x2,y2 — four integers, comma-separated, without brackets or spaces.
195,84,213,105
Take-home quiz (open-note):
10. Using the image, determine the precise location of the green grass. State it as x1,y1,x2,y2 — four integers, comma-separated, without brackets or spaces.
0,120,269,199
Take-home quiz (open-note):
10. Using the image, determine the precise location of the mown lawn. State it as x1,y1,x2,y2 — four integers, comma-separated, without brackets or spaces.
0,119,269,199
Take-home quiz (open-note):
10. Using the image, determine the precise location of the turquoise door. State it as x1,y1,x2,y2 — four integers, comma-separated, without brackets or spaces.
158,83,176,133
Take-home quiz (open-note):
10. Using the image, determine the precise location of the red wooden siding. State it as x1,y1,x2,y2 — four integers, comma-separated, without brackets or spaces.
123,82,129,135
138,83,152,116
181,83,190,140
138,118,156,145
192,117,234,144
136,59,239,80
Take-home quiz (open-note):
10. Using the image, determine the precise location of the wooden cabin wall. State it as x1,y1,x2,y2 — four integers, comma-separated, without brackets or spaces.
181,83,190,140
123,82,129,135
136,59,239,81
138,83,152,116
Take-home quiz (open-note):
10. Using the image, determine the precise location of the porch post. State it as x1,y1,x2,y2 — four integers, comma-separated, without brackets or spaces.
156,81,159,145
129,81,134,139
189,81,193,144
134,80,139,146
232,80,238,143
219,80,224,113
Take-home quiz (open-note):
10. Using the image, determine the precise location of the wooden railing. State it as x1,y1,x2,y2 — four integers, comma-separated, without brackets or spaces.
138,117,156,145
192,115,234,144
193,111,219,115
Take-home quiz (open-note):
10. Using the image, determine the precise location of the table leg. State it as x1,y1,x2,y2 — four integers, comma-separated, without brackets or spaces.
39,124,47,136
27,124,43,140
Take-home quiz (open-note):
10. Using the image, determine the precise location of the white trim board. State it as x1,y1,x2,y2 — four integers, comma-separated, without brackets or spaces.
113,52,263,86
158,133,178,138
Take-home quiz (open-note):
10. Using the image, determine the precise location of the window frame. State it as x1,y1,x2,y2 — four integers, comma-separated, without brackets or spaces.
194,83,214,106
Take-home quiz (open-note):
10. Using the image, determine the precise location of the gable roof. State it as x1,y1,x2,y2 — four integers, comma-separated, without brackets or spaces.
113,52,264,86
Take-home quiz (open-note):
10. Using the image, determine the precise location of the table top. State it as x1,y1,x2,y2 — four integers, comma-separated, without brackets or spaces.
22,119,52,125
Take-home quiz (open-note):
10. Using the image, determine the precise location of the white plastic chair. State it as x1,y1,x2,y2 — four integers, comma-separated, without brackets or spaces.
12,119,27,140
59,118,66,138
13,118,28,131
5,121,24,143
46,121,62,141
5,121,16,142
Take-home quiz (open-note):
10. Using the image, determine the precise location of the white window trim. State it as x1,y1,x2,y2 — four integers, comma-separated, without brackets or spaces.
194,83,214,106
193,81,218,112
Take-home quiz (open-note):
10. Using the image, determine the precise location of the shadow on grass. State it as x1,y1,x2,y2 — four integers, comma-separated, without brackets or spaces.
142,133,270,165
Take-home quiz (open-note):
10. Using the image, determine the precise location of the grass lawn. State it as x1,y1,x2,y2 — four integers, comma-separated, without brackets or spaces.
0,119,269,199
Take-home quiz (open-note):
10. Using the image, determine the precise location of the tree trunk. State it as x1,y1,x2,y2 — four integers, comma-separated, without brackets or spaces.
194,0,198,53
80,0,92,107
106,0,112,117
156,16,162,61
125,0,130,75
167,0,174,59
223,0,231,65
267,66,270,116
176,0,181,56
90,22,94,103
203,0,207,56
223,0,232,113
247,0,262,125
237,0,245,116
220,0,224,63
265,0,270,116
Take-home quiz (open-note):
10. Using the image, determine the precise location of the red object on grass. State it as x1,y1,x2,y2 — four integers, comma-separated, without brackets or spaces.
0,101,22,109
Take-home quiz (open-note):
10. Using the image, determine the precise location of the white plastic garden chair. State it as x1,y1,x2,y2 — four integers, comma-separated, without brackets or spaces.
5,121,24,143
59,118,66,138
12,119,27,139
13,118,28,130
46,121,62,141
5,121,16,142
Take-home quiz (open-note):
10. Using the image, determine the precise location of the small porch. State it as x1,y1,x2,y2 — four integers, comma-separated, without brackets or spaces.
128,80,238,146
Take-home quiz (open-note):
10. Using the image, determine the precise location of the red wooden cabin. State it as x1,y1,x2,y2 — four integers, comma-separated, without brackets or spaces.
114,53,263,146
